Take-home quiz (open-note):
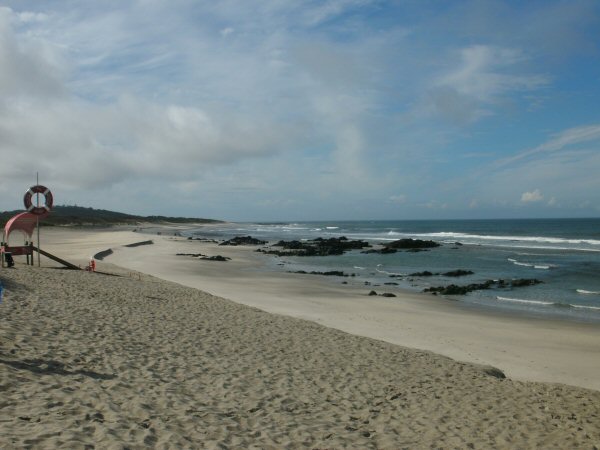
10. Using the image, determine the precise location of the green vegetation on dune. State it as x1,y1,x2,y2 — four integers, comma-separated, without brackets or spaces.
0,205,222,227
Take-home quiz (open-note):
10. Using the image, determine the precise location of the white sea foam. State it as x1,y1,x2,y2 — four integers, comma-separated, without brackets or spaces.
496,296,600,312
572,304,600,311
577,289,600,295
326,226,339,230
496,296,554,306
507,258,551,269
353,266,366,270
409,231,600,250
375,267,404,276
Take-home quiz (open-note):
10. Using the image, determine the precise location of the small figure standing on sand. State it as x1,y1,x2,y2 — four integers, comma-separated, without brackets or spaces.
86,258,96,272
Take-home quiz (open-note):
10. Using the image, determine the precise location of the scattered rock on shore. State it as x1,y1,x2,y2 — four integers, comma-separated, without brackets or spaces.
93,249,113,260
200,255,231,261
176,253,230,261
124,240,154,248
187,237,218,243
290,270,354,277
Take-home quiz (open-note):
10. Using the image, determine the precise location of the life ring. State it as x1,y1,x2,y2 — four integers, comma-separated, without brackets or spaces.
23,185,53,215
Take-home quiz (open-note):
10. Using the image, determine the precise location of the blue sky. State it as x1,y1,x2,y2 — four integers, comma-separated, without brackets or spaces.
1,0,599,221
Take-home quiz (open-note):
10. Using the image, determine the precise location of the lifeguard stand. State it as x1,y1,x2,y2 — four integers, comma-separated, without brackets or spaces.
1,211,45,267
1,185,53,267
1,185,80,270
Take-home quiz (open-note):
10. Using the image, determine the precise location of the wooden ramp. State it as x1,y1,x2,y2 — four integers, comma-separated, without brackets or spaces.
32,246,81,270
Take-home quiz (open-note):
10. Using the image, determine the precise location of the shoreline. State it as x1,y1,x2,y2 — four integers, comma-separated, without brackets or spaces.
36,225,600,391
3,224,600,447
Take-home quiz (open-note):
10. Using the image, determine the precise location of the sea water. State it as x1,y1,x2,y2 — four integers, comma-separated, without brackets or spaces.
187,219,600,323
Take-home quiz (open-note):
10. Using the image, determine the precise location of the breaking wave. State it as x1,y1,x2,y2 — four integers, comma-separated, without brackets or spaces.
577,289,600,295
496,296,600,311
507,258,552,269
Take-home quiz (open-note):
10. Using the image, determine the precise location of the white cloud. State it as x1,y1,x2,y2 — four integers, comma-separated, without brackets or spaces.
521,189,543,203
430,45,548,124
496,123,600,168
220,27,234,37
389,194,407,204
301,0,374,26
440,46,535,100
0,8,66,99
0,1,598,220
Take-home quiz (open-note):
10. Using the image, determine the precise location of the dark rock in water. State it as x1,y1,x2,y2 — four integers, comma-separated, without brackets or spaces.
424,284,472,296
442,270,474,277
363,239,439,255
362,247,397,254
197,255,230,261
176,253,206,257
368,290,378,296
482,366,506,379
454,242,463,246
410,271,436,277
423,278,543,296
380,293,396,297
220,236,267,246
264,237,370,257
511,278,542,287
273,240,305,249
384,282,399,285
386,238,440,249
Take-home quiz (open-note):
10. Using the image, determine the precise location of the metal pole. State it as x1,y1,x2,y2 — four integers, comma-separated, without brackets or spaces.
37,173,41,267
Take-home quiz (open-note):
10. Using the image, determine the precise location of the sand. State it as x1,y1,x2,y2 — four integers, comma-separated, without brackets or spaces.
1,226,600,448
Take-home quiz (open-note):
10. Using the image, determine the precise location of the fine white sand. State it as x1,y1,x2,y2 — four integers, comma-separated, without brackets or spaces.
40,226,600,391
1,225,599,448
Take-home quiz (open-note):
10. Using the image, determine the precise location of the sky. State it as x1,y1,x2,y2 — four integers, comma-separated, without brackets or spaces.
1,0,599,221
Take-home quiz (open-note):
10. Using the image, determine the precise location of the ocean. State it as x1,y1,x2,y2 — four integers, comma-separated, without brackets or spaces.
186,218,600,323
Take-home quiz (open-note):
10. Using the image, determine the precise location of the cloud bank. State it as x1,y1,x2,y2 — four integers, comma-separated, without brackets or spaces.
0,1,599,220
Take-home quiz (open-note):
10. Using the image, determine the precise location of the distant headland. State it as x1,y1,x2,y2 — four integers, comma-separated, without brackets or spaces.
0,205,222,227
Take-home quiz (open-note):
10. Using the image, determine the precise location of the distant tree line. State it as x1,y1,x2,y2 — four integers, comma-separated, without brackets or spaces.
0,205,222,227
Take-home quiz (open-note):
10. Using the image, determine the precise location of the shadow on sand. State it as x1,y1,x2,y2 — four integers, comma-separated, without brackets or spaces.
0,357,116,380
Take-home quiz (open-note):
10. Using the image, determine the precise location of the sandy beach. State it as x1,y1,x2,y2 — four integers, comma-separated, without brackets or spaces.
1,226,600,448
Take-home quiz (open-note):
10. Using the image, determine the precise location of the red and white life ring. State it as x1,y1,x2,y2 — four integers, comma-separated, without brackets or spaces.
23,185,53,215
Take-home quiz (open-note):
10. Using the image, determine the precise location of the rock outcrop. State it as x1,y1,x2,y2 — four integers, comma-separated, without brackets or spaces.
219,236,267,246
